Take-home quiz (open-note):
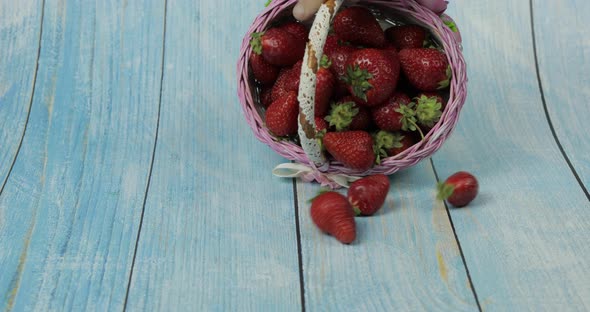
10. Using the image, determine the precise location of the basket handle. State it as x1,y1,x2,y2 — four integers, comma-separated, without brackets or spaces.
296,0,346,171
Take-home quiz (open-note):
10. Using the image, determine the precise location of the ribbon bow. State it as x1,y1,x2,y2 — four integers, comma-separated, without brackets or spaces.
272,163,361,189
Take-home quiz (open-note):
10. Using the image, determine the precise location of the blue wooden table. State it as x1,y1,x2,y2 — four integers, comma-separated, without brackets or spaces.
1,0,589,311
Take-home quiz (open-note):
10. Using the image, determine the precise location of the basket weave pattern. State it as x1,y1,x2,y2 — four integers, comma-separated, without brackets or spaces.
237,0,467,180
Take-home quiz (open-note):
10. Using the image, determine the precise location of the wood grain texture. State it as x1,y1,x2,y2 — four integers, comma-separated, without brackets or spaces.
0,0,41,191
297,163,478,311
532,0,590,192
124,1,302,310
432,1,590,310
0,0,164,310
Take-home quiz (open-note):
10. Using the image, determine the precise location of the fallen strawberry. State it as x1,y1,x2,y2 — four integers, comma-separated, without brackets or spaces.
323,131,375,171
265,91,299,136
325,97,371,131
385,25,427,50
347,174,390,216
398,48,451,91
310,191,356,244
250,28,305,67
333,6,386,48
344,48,400,107
437,171,479,208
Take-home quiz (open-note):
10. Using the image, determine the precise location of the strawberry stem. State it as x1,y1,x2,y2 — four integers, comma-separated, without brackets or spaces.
343,65,373,101
436,182,455,201
415,95,442,128
250,32,264,55
325,102,359,131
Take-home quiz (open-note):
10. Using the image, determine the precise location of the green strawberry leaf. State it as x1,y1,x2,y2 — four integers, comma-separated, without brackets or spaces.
395,103,425,139
436,182,455,201
415,95,443,128
443,20,458,33
372,130,404,164
320,54,332,69
325,102,359,131
343,65,373,101
437,66,451,90
250,32,264,55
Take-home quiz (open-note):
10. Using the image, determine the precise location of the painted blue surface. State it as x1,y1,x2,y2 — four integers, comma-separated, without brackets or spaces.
0,0,589,311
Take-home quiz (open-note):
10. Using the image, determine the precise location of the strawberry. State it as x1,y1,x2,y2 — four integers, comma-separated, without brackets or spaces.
437,171,479,208
333,7,386,48
347,174,390,216
373,130,416,163
310,192,356,244
371,92,411,131
249,52,279,85
265,91,299,136
280,21,309,43
315,117,328,132
326,44,356,98
383,43,398,60
323,33,342,57
325,97,371,131
344,48,400,107
385,25,427,50
271,60,302,101
323,131,375,171
315,56,336,117
398,48,451,91
260,88,273,108
250,28,305,67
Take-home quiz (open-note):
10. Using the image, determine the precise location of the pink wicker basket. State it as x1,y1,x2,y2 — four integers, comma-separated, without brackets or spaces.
237,0,466,188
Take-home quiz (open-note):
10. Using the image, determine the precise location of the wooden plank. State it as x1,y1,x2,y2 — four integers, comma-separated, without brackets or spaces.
0,0,41,191
432,0,590,310
124,1,302,310
297,163,479,311
0,0,164,310
532,0,590,193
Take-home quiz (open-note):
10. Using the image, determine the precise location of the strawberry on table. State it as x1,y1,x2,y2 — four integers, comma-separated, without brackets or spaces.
310,192,356,244
437,171,479,208
347,174,390,216
250,27,305,67
385,25,427,50
265,91,300,137
323,131,375,171
325,97,372,131
398,48,451,91
344,48,400,107
333,6,386,48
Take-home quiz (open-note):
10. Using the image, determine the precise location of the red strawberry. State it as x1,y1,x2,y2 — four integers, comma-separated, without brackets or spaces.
383,43,398,60
344,48,400,107
315,63,335,117
265,91,299,136
250,28,305,66
249,52,279,85
271,60,302,101
260,88,273,108
333,7,385,48
315,117,328,132
323,33,341,57
347,174,390,216
371,92,411,131
280,21,309,43
326,44,356,98
388,132,416,155
325,97,371,131
398,48,451,91
310,192,356,244
323,131,375,171
437,171,479,208
385,25,427,50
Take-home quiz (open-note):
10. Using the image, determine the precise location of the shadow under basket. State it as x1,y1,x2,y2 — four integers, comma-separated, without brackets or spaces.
237,0,467,188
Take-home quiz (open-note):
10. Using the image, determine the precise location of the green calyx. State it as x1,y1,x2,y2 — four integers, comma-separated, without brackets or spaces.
325,102,359,131
265,0,272,7
250,32,264,55
373,130,404,164
436,182,455,201
353,206,362,216
343,65,373,102
320,54,332,69
444,20,458,33
415,95,443,128
437,66,451,90
395,103,425,139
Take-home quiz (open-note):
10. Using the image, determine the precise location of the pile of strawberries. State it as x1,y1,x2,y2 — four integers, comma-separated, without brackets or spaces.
250,6,451,171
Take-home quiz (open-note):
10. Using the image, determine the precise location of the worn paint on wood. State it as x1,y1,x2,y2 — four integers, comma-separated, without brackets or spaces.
0,0,165,310
432,0,590,310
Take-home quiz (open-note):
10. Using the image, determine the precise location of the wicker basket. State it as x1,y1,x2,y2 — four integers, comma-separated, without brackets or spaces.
237,0,466,188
